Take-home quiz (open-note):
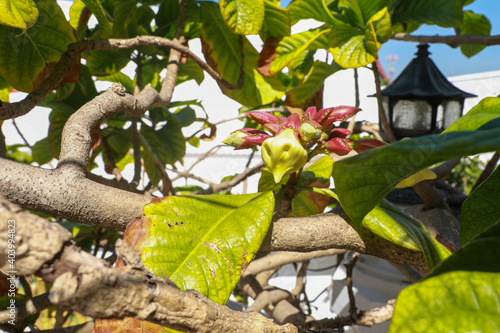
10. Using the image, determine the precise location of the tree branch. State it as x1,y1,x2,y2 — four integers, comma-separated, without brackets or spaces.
0,36,242,120
391,33,500,48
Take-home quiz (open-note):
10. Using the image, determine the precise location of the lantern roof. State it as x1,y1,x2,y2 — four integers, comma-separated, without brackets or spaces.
381,44,476,99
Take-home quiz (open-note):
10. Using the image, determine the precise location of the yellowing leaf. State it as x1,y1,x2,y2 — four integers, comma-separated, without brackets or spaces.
0,0,38,34
395,168,437,188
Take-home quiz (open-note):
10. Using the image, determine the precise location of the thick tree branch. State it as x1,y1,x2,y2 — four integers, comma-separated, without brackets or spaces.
0,203,300,333
391,33,500,47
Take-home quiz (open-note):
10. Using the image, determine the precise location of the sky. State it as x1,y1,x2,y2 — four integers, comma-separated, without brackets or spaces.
280,0,500,78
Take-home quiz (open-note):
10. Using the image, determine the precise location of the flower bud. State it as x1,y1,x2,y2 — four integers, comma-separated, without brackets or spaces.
282,113,301,130
299,122,322,141
325,138,353,156
330,128,352,138
352,138,386,153
246,111,282,125
223,129,271,150
262,129,308,183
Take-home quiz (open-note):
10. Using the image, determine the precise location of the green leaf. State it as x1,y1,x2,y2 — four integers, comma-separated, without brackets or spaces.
270,28,330,75
69,0,85,30
329,7,391,68
333,128,500,230
31,138,52,165
0,74,13,101
85,49,132,76
460,167,500,245
81,0,112,38
47,105,74,159
219,0,264,35
459,11,491,58
288,0,337,25
178,58,205,85
390,0,463,28
0,0,38,33
362,199,450,270
260,0,290,41
286,60,341,107
102,127,132,167
428,220,500,279
137,192,275,304
445,97,500,133
112,0,137,38
258,168,289,192
0,0,76,92
292,155,333,217
140,120,186,186
97,72,135,92
200,2,284,106
390,271,500,332
173,106,196,127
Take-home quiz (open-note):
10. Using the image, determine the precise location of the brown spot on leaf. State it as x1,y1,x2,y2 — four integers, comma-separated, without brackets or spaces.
258,37,280,77
203,242,221,254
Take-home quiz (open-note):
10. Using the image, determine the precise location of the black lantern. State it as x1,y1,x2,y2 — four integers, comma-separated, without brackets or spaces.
377,44,476,140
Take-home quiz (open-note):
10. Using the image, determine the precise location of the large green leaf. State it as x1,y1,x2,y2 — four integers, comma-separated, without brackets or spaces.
132,192,275,304
81,0,112,38
333,127,500,230
390,0,463,28
428,220,500,279
329,7,391,68
200,2,284,107
178,58,205,85
0,0,38,33
459,11,491,58
270,28,330,75
292,155,333,217
286,60,342,107
219,0,264,35
260,0,290,41
140,119,186,186
0,0,76,92
460,166,500,245
85,49,132,76
362,199,450,270
31,137,52,165
102,127,132,170
389,271,500,332
337,0,388,29
0,74,12,102
445,98,500,133
391,222,500,331
288,0,337,25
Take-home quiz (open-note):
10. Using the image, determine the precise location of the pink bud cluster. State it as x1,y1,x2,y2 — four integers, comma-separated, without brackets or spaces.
227,105,370,156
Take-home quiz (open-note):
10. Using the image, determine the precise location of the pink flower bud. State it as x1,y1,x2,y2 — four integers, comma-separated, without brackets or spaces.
246,111,283,125
305,106,317,120
330,128,352,138
353,138,386,153
264,123,282,135
325,138,353,156
282,113,301,130
322,106,362,127
313,107,335,125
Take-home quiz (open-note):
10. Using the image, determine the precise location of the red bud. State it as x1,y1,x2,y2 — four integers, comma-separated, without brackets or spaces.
246,111,283,125
325,138,353,156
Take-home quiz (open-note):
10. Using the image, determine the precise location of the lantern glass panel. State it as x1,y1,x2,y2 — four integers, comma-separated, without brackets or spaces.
393,100,432,131
443,101,462,128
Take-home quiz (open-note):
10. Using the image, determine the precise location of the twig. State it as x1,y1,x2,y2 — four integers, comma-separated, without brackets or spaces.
471,152,499,191
243,249,345,277
344,252,359,318
391,33,500,48
347,68,359,132
432,157,461,178
131,119,142,185
12,120,31,148
372,62,396,142
305,299,395,329
0,124,6,158
196,162,265,194
291,261,309,299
